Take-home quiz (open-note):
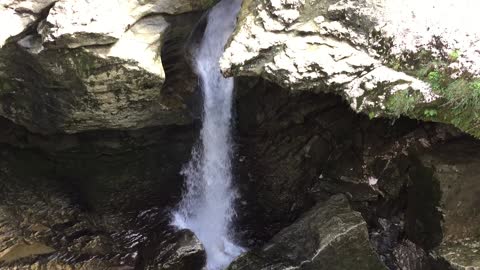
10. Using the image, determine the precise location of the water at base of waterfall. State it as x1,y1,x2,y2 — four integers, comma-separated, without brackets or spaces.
171,0,245,269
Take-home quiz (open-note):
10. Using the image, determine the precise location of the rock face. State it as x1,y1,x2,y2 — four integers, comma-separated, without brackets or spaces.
233,78,473,269
234,78,456,236
2,1,480,270
0,0,212,134
228,195,386,270
0,117,196,269
221,0,480,137
417,141,480,269
37,0,214,48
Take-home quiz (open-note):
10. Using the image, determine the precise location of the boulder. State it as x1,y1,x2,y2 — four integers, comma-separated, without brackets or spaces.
392,240,431,270
144,229,206,270
227,195,386,270
221,0,480,137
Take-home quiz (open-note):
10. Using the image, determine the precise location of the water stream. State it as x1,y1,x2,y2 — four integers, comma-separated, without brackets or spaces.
171,0,244,269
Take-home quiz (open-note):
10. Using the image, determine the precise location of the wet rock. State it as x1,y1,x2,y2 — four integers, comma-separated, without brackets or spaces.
0,241,55,264
228,195,386,270
144,229,206,270
392,240,430,270
0,118,196,269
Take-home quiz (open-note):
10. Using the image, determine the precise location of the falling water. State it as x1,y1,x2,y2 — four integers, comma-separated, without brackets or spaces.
171,0,244,269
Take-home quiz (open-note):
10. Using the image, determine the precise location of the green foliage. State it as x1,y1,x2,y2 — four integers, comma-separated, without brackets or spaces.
428,70,445,91
427,69,480,113
449,49,460,62
382,45,480,137
471,80,480,91
444,80,480,109
389,58,402,71
424,67,480,135
423,109,438,118
386,90,421,116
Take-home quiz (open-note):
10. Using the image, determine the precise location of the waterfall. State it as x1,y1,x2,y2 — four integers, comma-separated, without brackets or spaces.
171,0,244,269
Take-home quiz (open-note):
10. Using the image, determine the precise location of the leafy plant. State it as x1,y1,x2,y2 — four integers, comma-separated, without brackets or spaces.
424,109,438,118
387,90,421,116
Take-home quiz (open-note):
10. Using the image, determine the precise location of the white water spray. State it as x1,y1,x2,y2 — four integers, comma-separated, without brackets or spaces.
172,0,244,269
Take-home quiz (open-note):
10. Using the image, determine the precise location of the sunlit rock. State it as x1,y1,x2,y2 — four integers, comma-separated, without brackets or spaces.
0,0,208,133
221,0,480,137
0,0,55,47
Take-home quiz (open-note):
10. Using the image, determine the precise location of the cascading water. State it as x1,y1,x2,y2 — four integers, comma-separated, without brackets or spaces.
171,0,244,269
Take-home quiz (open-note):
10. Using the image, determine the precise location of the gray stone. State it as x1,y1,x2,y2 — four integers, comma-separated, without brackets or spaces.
228,195,386,270
418,141,480,269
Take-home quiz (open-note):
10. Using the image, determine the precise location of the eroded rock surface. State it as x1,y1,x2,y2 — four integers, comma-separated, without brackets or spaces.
417,141,480,269
228,195,386,270
0,0,209,133
221,0,480,137
37,0,215,49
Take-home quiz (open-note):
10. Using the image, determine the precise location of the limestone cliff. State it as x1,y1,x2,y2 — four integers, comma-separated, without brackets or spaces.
221,0,480,137
1,0,480,270
0,0,215,133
